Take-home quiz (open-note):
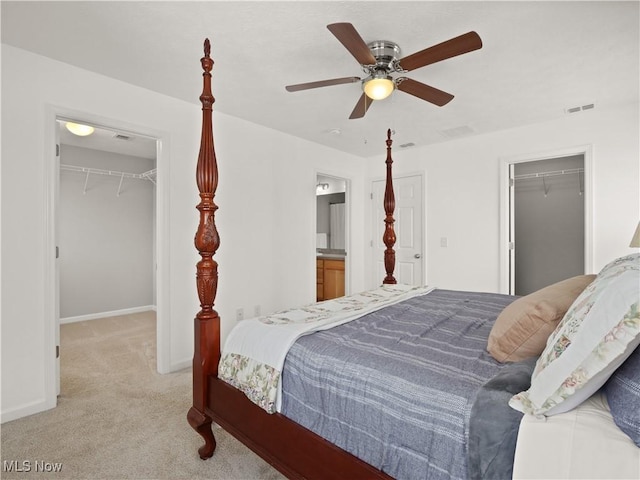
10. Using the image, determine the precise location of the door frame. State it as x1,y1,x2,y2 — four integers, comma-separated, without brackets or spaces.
43,105,171,410
370,171,425,288
499,145,593,294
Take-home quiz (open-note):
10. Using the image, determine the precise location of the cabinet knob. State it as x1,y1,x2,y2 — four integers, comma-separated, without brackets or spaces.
414,253,422,259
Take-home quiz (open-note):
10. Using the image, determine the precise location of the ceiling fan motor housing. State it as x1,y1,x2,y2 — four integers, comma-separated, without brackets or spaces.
367,40,401,70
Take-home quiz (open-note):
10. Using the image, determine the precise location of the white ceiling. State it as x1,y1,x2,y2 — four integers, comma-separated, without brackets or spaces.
2,1,638,158
57,120,157,160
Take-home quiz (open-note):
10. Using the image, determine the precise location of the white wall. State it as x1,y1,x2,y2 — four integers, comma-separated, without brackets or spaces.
1,44,197,421
366,103,639,292
1,45,366,422
5,41,636,424
210,112,367,342
59,145,155,319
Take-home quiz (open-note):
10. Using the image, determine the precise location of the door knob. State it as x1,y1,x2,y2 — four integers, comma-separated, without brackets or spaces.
414,253,422,259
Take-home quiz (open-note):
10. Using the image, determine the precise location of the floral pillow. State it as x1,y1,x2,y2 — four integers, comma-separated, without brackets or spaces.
603,345,640,446
509,254,640,416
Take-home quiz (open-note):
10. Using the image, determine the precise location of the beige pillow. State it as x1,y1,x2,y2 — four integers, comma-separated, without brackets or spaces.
487,275,596,363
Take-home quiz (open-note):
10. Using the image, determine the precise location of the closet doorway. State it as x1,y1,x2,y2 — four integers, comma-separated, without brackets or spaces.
502,148,592,295
55,117,158,395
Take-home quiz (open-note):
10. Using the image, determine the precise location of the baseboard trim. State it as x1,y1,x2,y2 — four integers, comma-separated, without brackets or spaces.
60,305,156,324
1,397,55,424
171,358,192,373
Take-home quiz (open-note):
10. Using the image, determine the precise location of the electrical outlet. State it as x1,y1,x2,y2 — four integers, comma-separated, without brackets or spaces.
254,305,261,317
236,308,244,321
440,237,448,247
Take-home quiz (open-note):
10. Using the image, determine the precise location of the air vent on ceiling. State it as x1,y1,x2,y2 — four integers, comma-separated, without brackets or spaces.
565,103,595,114
399,142,415,148
113,133,131,141
438,125,475,139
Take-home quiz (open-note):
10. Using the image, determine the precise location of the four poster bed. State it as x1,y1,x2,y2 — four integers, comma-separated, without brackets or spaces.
188,40,640,479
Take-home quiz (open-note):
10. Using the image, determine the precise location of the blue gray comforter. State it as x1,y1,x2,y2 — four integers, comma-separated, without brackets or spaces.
467,357,536,480
281,289,517,480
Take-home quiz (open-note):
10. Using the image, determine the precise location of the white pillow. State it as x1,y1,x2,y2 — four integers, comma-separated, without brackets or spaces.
509,254,640,416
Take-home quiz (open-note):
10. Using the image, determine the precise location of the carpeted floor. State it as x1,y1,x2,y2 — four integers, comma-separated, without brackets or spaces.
1,312,285,479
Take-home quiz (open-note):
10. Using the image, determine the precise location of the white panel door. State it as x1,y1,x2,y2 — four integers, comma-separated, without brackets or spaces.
372,175,423,286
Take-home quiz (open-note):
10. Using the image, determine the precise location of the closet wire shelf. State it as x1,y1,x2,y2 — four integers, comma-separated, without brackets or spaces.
60,164,157,196
513,167,584,197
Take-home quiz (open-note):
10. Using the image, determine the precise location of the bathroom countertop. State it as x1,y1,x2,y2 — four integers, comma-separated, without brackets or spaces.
316,249,346,260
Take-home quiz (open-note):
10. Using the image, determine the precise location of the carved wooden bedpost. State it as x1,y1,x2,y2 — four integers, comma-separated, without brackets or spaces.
187,38,219,460
382,129,397,285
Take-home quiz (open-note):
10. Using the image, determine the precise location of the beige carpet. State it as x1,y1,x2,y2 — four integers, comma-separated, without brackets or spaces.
1,312,285,479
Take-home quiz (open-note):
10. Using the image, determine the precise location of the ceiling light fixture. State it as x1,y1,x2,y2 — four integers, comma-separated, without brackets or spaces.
66,122,95,136
363,71,395,100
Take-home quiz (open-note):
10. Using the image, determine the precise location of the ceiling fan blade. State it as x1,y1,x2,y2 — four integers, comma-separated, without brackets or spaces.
396,78,454,106
285,76,360,92
327,23,377,66
349,93,373,119
397,31,482,72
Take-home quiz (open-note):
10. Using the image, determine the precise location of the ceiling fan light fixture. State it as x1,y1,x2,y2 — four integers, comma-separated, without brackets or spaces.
66,122,95,136
363,74,395,100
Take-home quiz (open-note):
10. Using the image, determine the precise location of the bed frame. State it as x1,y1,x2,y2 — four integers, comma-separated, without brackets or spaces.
187,39,397,480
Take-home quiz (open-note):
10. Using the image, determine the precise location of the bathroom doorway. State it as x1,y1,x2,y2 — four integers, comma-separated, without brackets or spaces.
316,174,348,301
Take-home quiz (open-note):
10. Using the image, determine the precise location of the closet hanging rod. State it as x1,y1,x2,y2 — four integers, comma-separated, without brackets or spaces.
513,167,584,181
60,164,156,181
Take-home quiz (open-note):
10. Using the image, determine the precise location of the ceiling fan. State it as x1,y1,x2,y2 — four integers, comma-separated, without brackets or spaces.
285,23,483,119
